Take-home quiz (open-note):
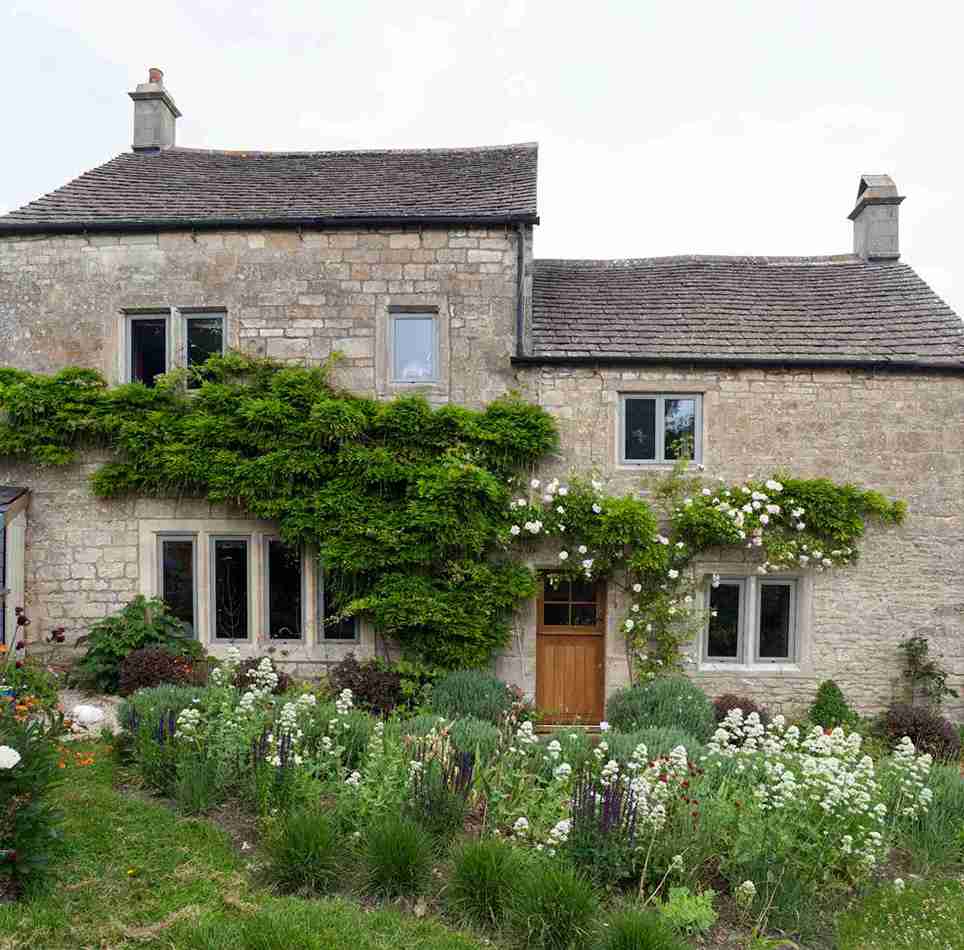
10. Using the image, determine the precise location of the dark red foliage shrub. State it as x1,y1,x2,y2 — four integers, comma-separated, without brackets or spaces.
329,654,404,713
232,657,292,695
882,703,961,762
713,694,771,726
118,647,196,696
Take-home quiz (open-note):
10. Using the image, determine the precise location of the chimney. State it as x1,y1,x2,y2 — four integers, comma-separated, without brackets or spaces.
128,67,181,152
848,174,904,260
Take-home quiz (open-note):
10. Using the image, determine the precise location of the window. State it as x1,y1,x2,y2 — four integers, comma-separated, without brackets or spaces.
211,537,249,640
129,315,168,386
185,313,225,385
317,562,357,641
124,308,225,386
704,576,798,664
266,539,303,640
540,576,604,628
391,312,438,382
158,535,196,636
621,394,702,464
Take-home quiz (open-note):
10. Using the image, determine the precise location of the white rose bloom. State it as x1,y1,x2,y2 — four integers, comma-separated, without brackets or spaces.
510,525,521,535
558,486,568,496
531,479,541,488
559,551,569,561
0,746,22,770
592,504,602,514
668,569,679,579
632,583,642,593
578,545,588,554
599,721,610,732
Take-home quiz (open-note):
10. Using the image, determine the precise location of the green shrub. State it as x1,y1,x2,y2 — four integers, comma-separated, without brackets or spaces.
807,680,858,729
0,704,66,894
509,859,599,950
606,677,715,741
429,670,513,725
74,595,201,693
363,814,433,898
592,908,691,950
448,717,501,764
606,726,702,763
263,808,344,894
446,837,521,929
656,886,717,936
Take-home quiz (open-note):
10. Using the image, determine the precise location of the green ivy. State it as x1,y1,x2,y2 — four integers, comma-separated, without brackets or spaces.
0,355,905,677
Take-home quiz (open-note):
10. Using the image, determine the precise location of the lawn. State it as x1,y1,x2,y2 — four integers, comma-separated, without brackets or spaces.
0,743,486,950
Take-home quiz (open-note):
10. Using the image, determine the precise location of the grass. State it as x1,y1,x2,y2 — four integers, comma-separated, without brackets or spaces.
836,878,964,950
0,742,486,950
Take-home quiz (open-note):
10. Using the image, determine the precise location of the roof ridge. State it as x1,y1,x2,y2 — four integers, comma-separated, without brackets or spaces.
162,142,538,158
535,254,867,267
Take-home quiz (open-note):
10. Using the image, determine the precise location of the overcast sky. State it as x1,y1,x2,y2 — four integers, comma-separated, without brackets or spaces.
3,1,962,314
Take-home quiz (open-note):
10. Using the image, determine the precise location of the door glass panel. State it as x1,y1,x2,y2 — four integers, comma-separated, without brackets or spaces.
130,318,167,386
213,539,248,640
572,604,598,626
161,538,194,636
186,316,224,386
759,584,792,658
707,583,741,658
624,398,656,460
664,398,696,461
392,316,436,381
543,577,570,601
543,603,571,625
267,540,301,640
570,578,596,603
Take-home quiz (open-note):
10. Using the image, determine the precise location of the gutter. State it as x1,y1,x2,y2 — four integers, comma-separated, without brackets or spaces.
510,354,964,374
0,213,540,237
515,223,526,358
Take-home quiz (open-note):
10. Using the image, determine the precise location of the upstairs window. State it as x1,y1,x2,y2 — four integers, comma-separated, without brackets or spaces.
621,394,702,464
390,312,438,382
704,575,798,664
124,308,225,386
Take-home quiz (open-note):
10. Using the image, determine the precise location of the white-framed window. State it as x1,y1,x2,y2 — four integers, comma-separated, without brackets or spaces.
620,393,702,464
123,307,225,386
317,561,357,642
704,575,799,665
264,538,304,641
210,536,250,641
389,309,438,383
157,533,197,637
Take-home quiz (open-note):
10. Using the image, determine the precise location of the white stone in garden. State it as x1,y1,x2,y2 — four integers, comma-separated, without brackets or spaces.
70,704,106,726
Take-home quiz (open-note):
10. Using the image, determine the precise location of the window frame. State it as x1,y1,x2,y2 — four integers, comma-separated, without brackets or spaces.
209,534,252,642
182,308,226,382
389,311,439,384
701,574,801,667
125,310,171,386
619,392,703,465
121,307,227,386
316,561,358,643
263,537,305,642
755,578,798,664
156,532,198,638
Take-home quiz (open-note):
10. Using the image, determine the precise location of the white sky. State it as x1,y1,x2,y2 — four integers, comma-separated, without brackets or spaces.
2,0,961,314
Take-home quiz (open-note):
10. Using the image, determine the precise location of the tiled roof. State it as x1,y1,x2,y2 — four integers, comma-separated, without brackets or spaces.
528,255,964,368
0,143,538,232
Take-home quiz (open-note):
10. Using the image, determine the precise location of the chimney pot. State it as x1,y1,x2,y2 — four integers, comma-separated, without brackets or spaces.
848,174,905,261
129,67,181,152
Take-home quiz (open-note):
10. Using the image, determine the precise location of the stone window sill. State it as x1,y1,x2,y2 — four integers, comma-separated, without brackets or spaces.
697,662,802,674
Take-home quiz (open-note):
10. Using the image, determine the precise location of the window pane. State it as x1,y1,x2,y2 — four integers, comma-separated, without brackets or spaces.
664,398,696,461
543,577,570,601
267,540,302,640
708,583,741,658
187,316,224,386
624,398,656,460
570,579,596,603
543,603,570,625
318,566,356,640
161,539,195,636
393,316,436,381
572,604,598,626
759,584,792,659
213,539,248,640
130,318,167,386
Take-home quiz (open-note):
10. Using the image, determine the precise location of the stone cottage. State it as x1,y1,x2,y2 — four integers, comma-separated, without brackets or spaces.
0,70,961,719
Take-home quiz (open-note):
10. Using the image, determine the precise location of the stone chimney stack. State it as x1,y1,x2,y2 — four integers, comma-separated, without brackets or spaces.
129,67,181,152
848,174,904,260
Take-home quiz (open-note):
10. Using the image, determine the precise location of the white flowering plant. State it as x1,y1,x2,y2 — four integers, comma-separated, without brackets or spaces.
703,708,933,913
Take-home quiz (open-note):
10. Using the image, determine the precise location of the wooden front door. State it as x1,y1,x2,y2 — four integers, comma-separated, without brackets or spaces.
536,576,606,723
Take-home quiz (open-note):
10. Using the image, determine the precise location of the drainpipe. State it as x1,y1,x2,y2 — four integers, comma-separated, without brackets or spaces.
515,223,526,357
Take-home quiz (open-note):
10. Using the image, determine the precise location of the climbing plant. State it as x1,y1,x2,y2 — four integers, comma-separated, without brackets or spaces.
0,354,905,677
